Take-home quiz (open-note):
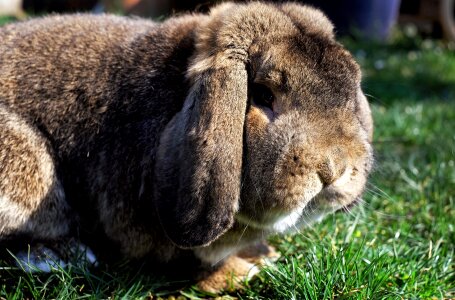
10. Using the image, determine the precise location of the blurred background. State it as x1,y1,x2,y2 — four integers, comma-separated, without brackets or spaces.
0,0,454,41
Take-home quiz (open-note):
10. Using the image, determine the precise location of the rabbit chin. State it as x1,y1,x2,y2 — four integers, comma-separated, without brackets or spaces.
235,199,335,234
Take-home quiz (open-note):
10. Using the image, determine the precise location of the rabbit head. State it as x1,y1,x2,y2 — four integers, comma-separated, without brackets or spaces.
155,2,373,248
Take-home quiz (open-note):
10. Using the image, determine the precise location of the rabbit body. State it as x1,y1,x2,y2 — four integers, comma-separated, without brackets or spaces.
0,14,201,260
0,2,373,291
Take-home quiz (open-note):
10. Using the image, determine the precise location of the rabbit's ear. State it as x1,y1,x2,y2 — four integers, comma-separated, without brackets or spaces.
155,41,248,248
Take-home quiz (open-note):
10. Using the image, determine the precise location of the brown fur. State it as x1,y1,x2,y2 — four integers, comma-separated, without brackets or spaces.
0,2,373,292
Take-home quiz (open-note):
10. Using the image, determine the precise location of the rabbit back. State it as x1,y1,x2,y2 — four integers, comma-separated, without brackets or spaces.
0,15,184,158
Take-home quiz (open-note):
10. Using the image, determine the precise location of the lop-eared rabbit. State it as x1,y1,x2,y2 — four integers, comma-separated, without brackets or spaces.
0,1,373,292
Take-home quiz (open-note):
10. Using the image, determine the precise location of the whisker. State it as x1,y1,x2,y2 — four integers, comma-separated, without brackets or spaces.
366,182,394,200
348,196,404,220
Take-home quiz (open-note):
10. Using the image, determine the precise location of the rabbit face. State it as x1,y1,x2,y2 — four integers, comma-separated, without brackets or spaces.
155,2,373,248
236,39,373,232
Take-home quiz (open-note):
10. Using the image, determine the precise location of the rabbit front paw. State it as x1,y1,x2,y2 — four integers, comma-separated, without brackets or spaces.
196,255,260,293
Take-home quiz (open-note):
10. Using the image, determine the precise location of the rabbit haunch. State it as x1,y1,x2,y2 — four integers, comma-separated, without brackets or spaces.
0,1,373,292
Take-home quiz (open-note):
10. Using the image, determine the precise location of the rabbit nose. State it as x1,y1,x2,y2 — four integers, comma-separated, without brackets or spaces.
317,160,346,187
286,146,345,183
317,161,336,187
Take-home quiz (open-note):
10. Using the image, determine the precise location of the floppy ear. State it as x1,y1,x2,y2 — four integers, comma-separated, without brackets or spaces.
154,12,248,248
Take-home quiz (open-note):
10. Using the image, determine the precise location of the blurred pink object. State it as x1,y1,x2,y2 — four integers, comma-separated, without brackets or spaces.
122,0,141,10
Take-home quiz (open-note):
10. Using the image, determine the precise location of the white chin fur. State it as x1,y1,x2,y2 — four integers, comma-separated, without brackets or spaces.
272,208,304,232
236,204,332,233
272,206,335,233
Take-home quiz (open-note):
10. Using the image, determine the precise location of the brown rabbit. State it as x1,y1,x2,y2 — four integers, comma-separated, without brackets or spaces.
0,2,373,292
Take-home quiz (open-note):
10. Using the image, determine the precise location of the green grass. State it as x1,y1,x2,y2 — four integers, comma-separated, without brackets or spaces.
1,25,454,299
0,16,16,26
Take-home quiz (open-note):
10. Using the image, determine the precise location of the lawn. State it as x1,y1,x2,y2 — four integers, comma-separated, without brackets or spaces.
0,18,454,299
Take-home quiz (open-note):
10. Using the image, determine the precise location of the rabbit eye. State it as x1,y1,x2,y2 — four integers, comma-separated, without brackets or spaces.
250,83,275,110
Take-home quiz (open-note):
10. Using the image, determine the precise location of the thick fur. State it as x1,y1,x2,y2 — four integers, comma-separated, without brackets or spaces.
0,2,373,291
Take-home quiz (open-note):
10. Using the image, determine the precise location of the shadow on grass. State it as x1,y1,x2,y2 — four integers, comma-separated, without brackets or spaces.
0,256,202,299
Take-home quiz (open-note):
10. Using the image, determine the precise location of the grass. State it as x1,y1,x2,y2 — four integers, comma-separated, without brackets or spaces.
0,16,15,26
1,21,454,299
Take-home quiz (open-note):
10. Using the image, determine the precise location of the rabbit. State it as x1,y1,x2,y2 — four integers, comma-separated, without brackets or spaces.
0,1,373,292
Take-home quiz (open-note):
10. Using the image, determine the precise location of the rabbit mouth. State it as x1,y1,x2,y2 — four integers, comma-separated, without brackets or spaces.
236,165,366,232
